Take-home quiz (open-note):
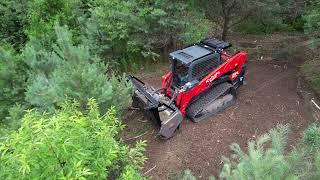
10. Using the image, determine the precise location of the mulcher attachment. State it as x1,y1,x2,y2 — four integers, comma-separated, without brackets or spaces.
129,75,183,139
186,82,236,122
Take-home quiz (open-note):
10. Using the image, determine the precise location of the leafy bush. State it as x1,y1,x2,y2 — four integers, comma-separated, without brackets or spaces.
0,44,27,127
27,0,85,39
0,0,29,49
91,0,212,70
91,0,171,63
303,123,320,150
235,0,287,34
302,58,320,92
304,0,320,37
0,99,146,179
179,12,214,45
233,0,305,34
236,18,287,34
0,0,214,71
23,25,132,113
302,1,320,92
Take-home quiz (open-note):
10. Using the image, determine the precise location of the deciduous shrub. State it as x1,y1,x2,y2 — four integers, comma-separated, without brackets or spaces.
179,12,215,45
0,0,29,49
304,0,320,37
301,1,320,92
302,0,320,92
303,123,320,150
0,99,146,179
91,0,212,70
27,0,92,42
302,58,320,92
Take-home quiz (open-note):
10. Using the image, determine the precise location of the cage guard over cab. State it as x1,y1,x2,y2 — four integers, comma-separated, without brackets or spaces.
169,38,231,88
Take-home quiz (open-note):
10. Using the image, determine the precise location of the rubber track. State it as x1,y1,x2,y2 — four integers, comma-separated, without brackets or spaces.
186,82,234,122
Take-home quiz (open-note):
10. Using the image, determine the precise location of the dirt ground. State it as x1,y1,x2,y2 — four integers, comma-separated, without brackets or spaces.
122,34,318,179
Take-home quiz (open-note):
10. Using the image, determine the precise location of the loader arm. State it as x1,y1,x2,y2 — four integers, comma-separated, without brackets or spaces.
128,75,159,109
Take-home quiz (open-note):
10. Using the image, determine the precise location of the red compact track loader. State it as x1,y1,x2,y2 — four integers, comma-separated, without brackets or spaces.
129,38,247,139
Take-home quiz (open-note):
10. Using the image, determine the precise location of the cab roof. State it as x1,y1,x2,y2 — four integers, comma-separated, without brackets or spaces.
169,45,212,65
169,38,231,65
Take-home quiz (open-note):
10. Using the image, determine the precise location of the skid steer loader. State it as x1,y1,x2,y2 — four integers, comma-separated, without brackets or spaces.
129,38,247,139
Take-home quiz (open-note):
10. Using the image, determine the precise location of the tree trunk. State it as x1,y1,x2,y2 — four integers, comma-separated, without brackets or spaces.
161,36,174,61
220,0,230,41
221,15,229,41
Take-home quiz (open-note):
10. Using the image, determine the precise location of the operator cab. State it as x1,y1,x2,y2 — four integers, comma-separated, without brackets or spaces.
169,38,231,89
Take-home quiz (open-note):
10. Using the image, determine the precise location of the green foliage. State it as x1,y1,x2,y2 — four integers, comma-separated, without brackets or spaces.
232,0,306,34
171,169,197,180
27,0,94,44
120,165,146,180
91,0,212,69
304,0,320,37
0,0,213,72
23,25,132,113
220,125,294,179
302,58,320,91
92,0,172,58
0,99,146,179
79,18,109,56
180,124,320,179
290,124,320,179
0,44,27,127
303,123,320,150
285,16,305,32
302,0,320,92
302,1,320,92
179,12,214,45
1,0,320,179
218,124,320,179
109,74,133,111
0,0,29,49
235,0,288,34
0,105,26,138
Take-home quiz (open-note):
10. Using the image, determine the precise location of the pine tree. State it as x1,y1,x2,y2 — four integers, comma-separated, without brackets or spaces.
0,44,27,129
23,25,132,113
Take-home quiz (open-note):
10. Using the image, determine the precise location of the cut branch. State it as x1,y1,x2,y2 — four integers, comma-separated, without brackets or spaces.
124,131,149,141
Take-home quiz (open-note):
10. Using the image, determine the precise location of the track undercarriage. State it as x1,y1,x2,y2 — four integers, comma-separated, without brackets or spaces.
186,82,236,122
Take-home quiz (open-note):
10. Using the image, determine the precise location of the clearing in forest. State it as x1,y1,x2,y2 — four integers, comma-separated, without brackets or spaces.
122,34,317,179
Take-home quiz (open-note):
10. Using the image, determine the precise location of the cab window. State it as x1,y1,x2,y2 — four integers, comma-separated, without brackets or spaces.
174,61,189,86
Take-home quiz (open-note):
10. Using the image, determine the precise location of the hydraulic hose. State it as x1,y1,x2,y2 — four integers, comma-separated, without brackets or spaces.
158,90,179,112
152,88,166,95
